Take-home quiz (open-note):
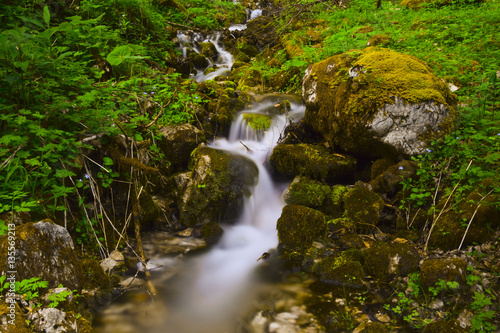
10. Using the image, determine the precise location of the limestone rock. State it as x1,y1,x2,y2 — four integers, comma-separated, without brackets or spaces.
175,147,259,227
302,47,457,158
0,220,83,289
28,308,76,333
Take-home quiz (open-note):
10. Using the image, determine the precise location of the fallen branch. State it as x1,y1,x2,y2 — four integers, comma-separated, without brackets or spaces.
458,189,494,251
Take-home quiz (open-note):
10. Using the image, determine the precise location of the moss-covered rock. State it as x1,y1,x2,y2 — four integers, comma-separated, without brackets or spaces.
421,320,468,333
367,34,392,47
344,185,384,233
158,123,207,173
420,258,467,289
0,220,83,290
363,241,420,281
200,42,218,60
238,68,263,89
283,176,331,209
324,185,348,217
200,221,224,245
276,204,326,251
302,47,457,158
176,147,259,227
269,143,357,182
191,53,209,69
312,254,365,288
370,160,418,195
370,157,396,180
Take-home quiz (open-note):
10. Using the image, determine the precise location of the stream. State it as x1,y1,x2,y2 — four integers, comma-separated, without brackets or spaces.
93,7,309,331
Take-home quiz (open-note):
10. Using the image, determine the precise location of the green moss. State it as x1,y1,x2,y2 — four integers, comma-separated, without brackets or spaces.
277,204,326,251
324,185,348,217
370,157,395,180
242,113,272,131
269,144,357,182
284,177,331,209
344,185,384,232
420,258,467,289
200,42,218,60
421,320,468,333
80,258,112,290
0,301,30,332
312,254,365,288
363,241,420,281
304,47,457,157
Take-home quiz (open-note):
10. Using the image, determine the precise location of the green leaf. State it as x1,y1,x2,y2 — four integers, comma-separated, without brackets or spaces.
43,6,51,27
103,157,114,166
134,134,144,141
54,169,76,178
106,45,132,66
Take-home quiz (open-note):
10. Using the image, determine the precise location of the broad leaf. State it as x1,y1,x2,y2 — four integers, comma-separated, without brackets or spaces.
106,45,132,66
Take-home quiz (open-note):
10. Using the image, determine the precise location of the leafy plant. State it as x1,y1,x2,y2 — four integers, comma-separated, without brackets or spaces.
47,284,78,308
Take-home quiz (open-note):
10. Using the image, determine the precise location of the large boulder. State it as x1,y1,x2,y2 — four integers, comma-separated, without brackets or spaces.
0,220,83,290
302,47,457,158
269,143,357,182
175,147,259,227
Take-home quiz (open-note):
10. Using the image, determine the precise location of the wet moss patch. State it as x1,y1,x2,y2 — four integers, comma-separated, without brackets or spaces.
344,185,384,233
283,176,331,209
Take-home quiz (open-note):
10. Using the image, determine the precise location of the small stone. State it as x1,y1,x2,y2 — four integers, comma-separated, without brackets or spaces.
177,228,193,237
375,312,391,323
428,299,444,310
457,309,474,329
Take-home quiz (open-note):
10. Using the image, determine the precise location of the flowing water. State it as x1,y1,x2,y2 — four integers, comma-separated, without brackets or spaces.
93,4,308,331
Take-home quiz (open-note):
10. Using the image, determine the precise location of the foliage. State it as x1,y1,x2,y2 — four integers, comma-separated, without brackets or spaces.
47,284,78,308
0,276,49,301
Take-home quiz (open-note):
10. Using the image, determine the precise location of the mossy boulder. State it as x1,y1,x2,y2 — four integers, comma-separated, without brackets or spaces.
421,319,468,333
200,42,218,60
190,53,209,69
0,220,83,290
420,258,467,289
344,185,385,233
363,241,420,281
370,160,419,195
269,143,357,182
237,40,260,58
302,47,457,158
158,123,207,172
175,147,259,227
238,68,263,89
283,176,331,209
312,254,365,288
276,204,327,251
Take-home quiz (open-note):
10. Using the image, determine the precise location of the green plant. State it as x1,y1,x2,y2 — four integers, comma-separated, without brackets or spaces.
470,290,497,332
0,276,49,301
47,284,78,308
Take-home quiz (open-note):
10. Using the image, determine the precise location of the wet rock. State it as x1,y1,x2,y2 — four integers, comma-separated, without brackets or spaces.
176,147,259,227
302,47,457,158
0,220,83,289
100,251,125,274
238,68,263,90
283,176,331,210
269,143,357,182
277,204,326,252
157,123,206,172
420,258,467,289
344,185,384,233
363,241,420,281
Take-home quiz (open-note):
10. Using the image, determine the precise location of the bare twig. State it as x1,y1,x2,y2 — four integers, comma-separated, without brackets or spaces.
458,189,494,251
